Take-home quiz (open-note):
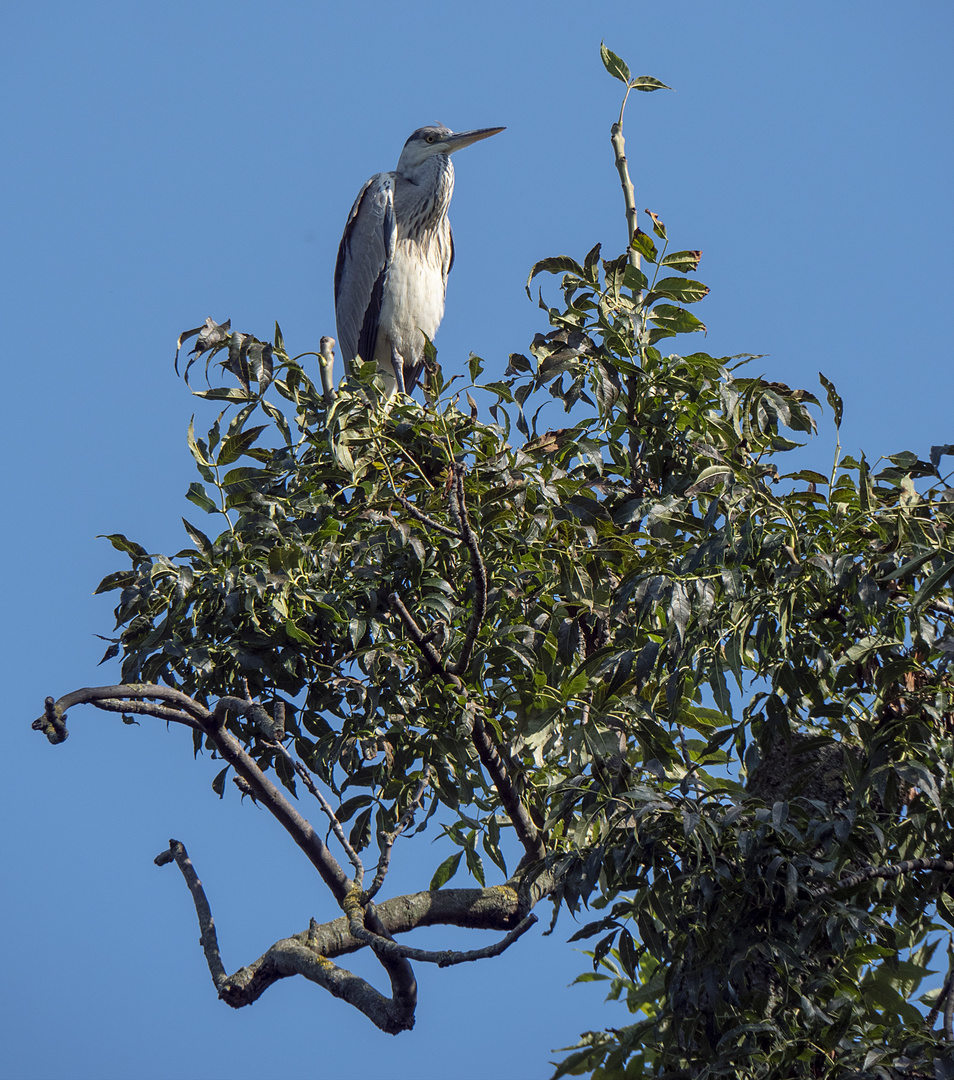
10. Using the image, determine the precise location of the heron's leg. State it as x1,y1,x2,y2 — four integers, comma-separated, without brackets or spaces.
391,344,407,396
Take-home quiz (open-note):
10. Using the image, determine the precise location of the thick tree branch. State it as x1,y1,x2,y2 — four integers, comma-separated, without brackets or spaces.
227,883,528,995
469,712,546,864
153,838,416,1033
345,888,537,967
226,936,415,1034
156,843,528,1028
34,684,550,1027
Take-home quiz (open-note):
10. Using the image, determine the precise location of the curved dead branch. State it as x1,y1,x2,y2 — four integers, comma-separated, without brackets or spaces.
35,684,551,1033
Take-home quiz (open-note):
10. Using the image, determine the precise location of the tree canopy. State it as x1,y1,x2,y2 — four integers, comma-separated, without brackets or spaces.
34,48,954,1079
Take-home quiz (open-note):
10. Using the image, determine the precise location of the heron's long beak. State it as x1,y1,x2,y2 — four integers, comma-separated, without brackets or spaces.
442,127,505,153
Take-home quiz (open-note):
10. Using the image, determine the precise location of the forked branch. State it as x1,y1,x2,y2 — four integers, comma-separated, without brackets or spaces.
155,839,415,1034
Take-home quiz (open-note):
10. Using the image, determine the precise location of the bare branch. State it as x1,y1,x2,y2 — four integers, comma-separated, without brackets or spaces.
610,117,639,271
318,336,336,404
34,696,69,743
155,839,228,992
226,935,415,1034
810,857,954,898
35,685,353,902
211,883,531,1013
154,834,418,1032
88,697,204,728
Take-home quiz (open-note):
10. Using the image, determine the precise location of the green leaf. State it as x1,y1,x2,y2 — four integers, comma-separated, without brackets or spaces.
631,75,672,92
526,256,584,296
192,387,255,403
647,304,706,336
349,806,373,851
929,444,954,471
464,846,486,887
212,766,230,798
617,928,638,979
818,371,843,429
181,517,213,555
877,550,937,582
217,425,268,466
681,706,731,731
600,43,631,84
187,417,213,466
631,229,657,263
284,620,323,649
185,482,218,514
645,277,709,305
645,209,667,240
912,556,954,608
335,794,373,823
429,852,462,890
98,533,148,559
93,570,139,595
660,250,703,273
222,466,274,492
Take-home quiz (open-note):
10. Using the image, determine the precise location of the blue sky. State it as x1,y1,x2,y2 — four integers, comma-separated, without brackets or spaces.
3,3,952,1079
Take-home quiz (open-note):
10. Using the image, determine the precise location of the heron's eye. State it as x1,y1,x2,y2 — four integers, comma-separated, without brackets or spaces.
425,134,435,143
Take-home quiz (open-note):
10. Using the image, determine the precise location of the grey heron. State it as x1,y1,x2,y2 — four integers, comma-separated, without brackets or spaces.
334,124,504,397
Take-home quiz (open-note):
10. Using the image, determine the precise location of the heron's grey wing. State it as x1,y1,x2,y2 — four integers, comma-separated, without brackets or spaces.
334,173,396,373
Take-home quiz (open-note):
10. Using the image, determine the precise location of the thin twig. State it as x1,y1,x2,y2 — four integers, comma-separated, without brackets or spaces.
394,491,462,539
946,972,954,1043
389,592,461,686
266,738,364,883
345,892,536,967
365,768,432,903
88,697,204,728
155,839,228,992
448,466,488,677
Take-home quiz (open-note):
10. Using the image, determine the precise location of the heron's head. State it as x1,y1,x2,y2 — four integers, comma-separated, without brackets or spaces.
396,125,505,173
